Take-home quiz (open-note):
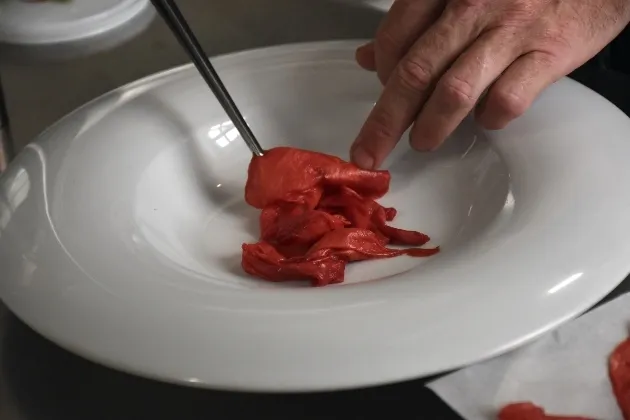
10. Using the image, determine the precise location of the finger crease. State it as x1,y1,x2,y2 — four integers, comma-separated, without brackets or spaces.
443,75,476,103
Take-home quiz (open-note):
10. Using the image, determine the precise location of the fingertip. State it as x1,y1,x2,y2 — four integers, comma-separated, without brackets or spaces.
355,42,377,71
475,85,529,130
409,129,441,152
350,144,376,169
474,84,512,130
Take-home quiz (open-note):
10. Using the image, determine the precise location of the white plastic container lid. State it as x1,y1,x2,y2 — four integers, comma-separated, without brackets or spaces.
0,0,154,62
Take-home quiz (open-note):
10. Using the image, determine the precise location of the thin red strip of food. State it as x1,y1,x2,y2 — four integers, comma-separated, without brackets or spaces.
307,228,438,262
317,186,429,246
498,402,595,420
241,147,438,285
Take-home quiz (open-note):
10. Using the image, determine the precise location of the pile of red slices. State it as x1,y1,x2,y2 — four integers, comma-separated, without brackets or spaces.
241,147,439,286
499,337,630,419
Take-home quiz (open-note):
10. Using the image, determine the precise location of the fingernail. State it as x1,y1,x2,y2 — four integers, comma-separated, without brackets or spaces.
410,137,428,152
356,41,373,51
410,138,438,152
351,146,375,169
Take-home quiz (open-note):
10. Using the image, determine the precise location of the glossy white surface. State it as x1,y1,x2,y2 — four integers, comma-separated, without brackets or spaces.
0,0,154,62
1,41,630,392
339,0,393,11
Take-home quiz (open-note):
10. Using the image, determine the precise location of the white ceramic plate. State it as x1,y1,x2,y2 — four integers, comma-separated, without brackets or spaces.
0,0,154,62
1,41,630,392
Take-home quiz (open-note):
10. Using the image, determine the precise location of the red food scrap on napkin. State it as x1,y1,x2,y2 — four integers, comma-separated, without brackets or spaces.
498,402,594,420
499,337,630,420
241,147,439,286
609,337,630,419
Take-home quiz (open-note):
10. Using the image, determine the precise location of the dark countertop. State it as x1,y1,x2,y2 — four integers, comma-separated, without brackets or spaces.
1,2,629,418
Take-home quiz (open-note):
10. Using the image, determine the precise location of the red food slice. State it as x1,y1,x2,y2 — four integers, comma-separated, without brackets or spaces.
609,337,630,420
260,205,349,257
319,186,430,246
498,402,594,420
241,147,438,285
260,203,348,249
307,228,438,261
319,186,386,231
241,241,345,287
242,228,438,286
245,147,391,209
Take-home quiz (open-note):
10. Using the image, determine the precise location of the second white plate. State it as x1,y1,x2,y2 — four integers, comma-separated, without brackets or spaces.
0,0,154,62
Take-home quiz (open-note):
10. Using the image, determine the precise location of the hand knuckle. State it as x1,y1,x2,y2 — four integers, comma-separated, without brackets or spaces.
531,50,557,68
396,58,433,94
539,25,570,48
440,76,476,108
492,89,528,118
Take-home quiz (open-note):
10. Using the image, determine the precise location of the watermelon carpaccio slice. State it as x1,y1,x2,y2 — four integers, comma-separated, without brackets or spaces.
241,147,439,286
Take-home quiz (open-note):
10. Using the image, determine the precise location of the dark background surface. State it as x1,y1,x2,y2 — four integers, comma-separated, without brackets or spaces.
1,3,629,418
570,26,630,116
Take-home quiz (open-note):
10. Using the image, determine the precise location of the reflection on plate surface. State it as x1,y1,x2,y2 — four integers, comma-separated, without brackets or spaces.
1,41,630,392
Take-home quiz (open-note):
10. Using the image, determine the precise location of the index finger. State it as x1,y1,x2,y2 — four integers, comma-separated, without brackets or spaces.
352,5,479,169
351,70,422,170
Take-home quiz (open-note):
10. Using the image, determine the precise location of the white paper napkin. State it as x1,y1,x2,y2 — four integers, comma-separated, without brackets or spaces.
428,293,630,420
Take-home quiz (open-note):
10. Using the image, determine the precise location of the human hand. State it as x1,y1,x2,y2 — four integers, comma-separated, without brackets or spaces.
350,0,630,169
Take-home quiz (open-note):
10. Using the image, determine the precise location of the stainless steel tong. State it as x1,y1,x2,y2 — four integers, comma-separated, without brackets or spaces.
150,0,265,157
